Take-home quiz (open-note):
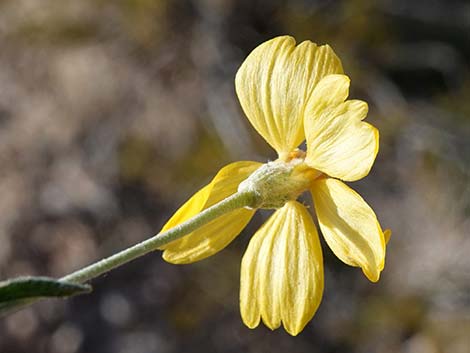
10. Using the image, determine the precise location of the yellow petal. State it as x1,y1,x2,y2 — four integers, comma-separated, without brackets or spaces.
240,201,323,336
304,74,378,181
384,229,392,245
160,161,261,264
304,74,350,116
235,36,343,156
311,178,386,282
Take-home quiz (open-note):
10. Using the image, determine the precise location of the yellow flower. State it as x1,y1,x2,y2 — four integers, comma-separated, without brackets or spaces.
159,36,389,335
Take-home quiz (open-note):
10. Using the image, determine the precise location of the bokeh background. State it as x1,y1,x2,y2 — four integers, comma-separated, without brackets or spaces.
0,0,469,352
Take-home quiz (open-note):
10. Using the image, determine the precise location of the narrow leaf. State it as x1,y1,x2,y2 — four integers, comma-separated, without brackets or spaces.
0,276,92,316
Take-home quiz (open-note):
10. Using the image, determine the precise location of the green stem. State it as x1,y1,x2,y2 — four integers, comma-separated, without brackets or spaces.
61,190,255,284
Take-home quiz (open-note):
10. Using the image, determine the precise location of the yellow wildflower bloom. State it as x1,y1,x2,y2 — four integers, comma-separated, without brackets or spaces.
159,36,389,336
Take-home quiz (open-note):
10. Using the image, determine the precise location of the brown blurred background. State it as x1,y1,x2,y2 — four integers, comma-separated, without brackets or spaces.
0,0,469,352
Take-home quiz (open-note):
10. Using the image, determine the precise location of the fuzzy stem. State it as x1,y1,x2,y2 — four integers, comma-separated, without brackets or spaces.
61,190,255,284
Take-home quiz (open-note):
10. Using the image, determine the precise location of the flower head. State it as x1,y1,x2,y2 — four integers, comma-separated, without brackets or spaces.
159,36,389,335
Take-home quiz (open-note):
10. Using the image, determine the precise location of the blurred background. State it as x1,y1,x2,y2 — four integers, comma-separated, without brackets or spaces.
0,0,469,352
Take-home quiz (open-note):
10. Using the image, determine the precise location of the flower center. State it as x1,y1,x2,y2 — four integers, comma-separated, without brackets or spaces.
238,149,321,209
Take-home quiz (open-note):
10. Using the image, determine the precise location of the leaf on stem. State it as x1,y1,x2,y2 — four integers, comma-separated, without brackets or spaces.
0,276,92,316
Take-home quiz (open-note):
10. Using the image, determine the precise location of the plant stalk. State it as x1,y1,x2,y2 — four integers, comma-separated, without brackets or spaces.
61,190,255,284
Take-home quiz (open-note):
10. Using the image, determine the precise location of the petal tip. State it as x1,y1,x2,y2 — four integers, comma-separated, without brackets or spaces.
284,319,311,336
363,265,383,283
384,229,392,244
285,327,302,336
258,312,282,331
241,316,261,330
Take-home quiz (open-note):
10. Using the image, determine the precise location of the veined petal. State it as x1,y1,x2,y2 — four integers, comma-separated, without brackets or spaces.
235,36,343,156
240,201,323,336
304,74,350,116
160,161,261,264
304,74,378,181
311,178,386,282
